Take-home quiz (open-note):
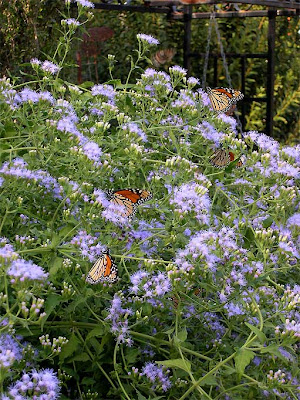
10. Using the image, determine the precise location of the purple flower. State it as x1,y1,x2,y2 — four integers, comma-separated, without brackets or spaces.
0,334,22,368
70,230,106,262
196,121,225,145
287,213,300,228
76,0,95,7
203,312,226,340
30,58,41,66
122,122,147,142
8,368,60,399
224,302,245,317
129,270,171,299
91,84,115,103
0,241,18,263
187,76,199,86
141,362,172,392
137,34,159,45
41,61,61,75
169,65,187,76
244,131,279,155
62,18,80,27
7,259,48,283
0,158,64,199
170,182,211,224
106,295,133,346
82,142,102,162
197,89,211,107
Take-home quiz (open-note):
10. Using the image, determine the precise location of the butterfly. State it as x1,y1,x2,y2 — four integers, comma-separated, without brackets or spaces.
86,250,118,284
206,87,244,114
210,148,246,168
152,48,176,68
105,189,152,219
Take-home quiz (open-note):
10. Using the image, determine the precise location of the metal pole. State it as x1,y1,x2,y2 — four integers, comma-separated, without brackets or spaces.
183,5,192,76
241,56,246,130
213,55,218,86
266,8,276,136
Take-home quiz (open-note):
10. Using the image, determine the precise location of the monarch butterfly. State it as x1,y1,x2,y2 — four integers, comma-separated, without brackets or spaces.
86,250,118,284
210,148,246,168
152,49,176,68
206,87,244,114
105,189,152,219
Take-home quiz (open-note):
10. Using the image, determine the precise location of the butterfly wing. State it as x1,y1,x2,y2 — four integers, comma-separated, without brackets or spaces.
207,87,243,113
210,149,231,168
86,251,118,284
109,189,152,218
152,49,176,67
236,155,246,168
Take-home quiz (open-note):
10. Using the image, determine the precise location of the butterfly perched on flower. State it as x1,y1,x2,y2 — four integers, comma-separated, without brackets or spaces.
210,148,246,168
152,48,176,68
206,87,244,114
105,189,152,219
86,250,118,284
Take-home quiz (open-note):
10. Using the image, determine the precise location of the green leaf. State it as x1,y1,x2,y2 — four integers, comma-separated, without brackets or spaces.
164,327,174,335
49,256,63,279
177,327,188,342
69,353,90,362
260,344,282,357
262,216,273,229
156,359,191,373
244,322,266,344
234,349,255,376
86,326,105,342
41,294,61,329
59,333,80,361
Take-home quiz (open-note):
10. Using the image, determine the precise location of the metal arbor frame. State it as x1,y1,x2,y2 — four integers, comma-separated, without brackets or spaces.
90,0,299,136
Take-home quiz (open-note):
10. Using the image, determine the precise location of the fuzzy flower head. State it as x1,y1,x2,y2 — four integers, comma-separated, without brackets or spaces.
61,18,80,27
169,65,187,79
129,270,172,300
41,61,61,75
0,334,22,369
76,0,94,7
7,368,61,399
141,362,172,392
170,182,211,224
7,259,49,284
0,241,19,264
91,84,115,104
137,34,159,46
70,230,106,262
106,294,133,346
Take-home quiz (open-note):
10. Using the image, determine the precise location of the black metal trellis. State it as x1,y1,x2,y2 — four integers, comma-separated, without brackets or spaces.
90,0,299,136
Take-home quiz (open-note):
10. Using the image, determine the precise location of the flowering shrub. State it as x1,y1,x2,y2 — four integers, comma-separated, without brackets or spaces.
0,2,299,399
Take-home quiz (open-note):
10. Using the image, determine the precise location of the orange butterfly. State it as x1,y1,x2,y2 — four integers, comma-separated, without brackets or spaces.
210,149,246,168
105,189,152,219
206,87,244,114
86,250,118,284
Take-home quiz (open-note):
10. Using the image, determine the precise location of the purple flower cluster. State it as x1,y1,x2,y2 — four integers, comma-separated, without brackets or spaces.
70,230,106,262
140,68,172,96
56,116,102,164
141,362,172,392
169,65,187,77
122,122,147,142
6,368,60,399
195,121,225,145
244,131,279,155
76,0,95,8
61,18,80,27
171,90,196,110
91,84,115,104
7,259,49,284
41,61,61,75
130,270,171,300
0,158,64,199
126,219,164,255
175,227,238,273
137,34,159,46
170,182,211,224
203,312,226,340
287,213,300,228
0,241,18,264
106,295,133,346
0,334,22,369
